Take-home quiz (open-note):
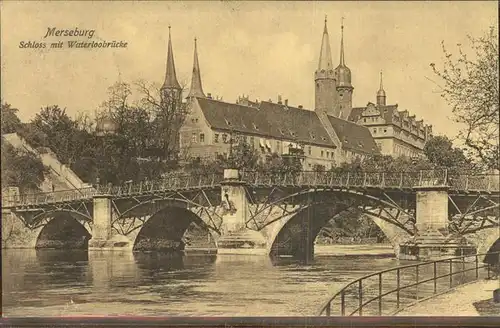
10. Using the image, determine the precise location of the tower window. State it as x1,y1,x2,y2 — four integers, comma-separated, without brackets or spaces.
191,133,197,143
200,133,205,143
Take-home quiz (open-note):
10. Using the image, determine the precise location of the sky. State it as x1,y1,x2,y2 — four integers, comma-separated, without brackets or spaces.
1,1,497,140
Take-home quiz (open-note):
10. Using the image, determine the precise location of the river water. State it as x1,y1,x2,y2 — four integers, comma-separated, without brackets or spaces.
2,247,413,316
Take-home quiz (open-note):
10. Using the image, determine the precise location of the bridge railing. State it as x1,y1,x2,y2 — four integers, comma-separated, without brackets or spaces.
3,170,498,207
1,187,98,207
318,251,500,316
2,173,225,207
99,173,225,196
241,170,450,189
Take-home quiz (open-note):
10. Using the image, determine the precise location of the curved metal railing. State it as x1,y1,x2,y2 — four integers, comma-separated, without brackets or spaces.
318,251,500,316
242,170,499,192
2,173,225,207
2,170,498,208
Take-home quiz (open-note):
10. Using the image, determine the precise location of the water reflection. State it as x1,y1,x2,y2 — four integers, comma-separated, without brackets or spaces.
2,248,403,316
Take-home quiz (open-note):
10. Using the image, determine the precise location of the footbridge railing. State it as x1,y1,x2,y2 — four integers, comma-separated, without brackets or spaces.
318,251,500,316
3,170,498,208
2,173,224,207
241,170,500,192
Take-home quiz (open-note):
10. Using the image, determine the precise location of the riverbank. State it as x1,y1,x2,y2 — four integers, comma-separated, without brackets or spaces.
396,279,500,316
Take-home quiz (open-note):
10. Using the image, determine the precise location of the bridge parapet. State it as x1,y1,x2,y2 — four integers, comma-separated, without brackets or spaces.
241,170,499,192
3,170,498,208
2,173,225,207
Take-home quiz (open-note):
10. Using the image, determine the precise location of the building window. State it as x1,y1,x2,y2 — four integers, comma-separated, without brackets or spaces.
363,118,366,123
199,133,205,143
384,129,387,133
326,151,330,158
222,134,228,143
191,133,197,143
373,128,377,134
321,150,324,157
308,146,312,155
214,133,219,143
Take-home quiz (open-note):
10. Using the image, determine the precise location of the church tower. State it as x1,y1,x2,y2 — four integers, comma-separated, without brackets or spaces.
187,38,205,99
376,71,386,106
315,17,338,116
334,19,354,119
161,26,182,105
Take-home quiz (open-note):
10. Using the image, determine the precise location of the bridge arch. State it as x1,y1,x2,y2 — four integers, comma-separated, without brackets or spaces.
112,201,219,252
35,213,92,249
261,191,414,259
463,226,500,261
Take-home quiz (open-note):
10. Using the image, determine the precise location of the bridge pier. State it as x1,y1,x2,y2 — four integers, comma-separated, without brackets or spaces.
400,187,475,260
88,195,130,250
217,169,267,254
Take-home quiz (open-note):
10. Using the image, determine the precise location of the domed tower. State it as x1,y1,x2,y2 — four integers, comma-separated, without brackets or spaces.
334,19,354,119
161,26,182,105
314,16,338,117
376,71,386,106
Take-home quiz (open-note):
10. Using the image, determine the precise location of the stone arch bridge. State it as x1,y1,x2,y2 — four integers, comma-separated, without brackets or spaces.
2,169,499,261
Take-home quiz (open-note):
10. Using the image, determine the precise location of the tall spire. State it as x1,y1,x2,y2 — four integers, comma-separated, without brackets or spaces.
188,37,205,98
339,17,345,66
317,15,333,71
377,70,387,106
162,25,181,91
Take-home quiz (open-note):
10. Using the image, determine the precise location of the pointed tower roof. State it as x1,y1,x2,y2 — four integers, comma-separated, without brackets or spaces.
317,16,334,71
187,38,205,98
339,18,346,66
377,71,386,97
335,17,352,87
162,26,181,91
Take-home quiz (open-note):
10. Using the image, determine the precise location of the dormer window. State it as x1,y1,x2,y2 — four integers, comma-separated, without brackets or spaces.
224,118,231,126
321,136,326,141
278,128,284,135
309,132,316,139
253,123,258,130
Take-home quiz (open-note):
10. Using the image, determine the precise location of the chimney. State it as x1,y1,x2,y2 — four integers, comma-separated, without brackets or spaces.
207,93,212,99
298,105,303,109
278,95,282,104
284,99,288,106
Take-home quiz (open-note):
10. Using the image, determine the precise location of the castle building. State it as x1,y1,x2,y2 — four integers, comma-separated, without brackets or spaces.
348,72,433,158
162,18,431,169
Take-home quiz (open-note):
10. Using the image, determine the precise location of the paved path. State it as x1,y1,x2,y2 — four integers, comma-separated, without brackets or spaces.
397,279,500,316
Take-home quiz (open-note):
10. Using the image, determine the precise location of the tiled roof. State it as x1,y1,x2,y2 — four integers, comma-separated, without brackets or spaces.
327,115,379,154
349,104,399,124
196,97,378,154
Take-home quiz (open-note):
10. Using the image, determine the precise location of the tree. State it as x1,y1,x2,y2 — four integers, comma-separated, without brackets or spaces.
136,80,189,162
1,139,48,192
430,26,499,170
228,138,260,170
423,135,475,173
1,102,22,134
